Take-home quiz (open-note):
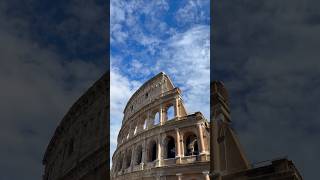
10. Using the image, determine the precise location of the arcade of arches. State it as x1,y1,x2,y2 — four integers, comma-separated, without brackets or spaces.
111,73,210,180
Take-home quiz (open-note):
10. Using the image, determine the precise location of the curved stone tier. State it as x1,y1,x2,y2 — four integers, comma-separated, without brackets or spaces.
111,73,210,180
42,72,109,180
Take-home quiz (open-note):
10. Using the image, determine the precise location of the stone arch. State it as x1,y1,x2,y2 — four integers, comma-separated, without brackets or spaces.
164,136,175,159
126,132,130,140
184,132,199,156
133,125,138,135
153,111,160,125
134,145,143,165
148,140,157,162
166,105,175,121
143,117,148,130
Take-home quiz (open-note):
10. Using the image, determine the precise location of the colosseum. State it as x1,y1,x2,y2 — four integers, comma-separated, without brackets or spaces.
42,72,109,180
42,71,303,180
111,72,213,180
111,72,303,180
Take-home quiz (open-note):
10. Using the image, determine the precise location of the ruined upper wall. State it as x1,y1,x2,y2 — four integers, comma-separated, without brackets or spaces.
42,72,109,180
122,72,175,124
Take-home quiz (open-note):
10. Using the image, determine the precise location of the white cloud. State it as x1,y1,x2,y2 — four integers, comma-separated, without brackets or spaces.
110,59,142,164
110,0,210,168
175,0,209,26
110,25,210,165
110,0,170,45
157,25,210,118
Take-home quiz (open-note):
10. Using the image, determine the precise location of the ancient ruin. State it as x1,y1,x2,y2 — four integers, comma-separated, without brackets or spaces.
42,72,109,180
111,72,211,179
210,81,302,180
111,73,303,180
42,71,302,180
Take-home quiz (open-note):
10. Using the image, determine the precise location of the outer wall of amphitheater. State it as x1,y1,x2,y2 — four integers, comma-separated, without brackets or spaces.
111,72,210,180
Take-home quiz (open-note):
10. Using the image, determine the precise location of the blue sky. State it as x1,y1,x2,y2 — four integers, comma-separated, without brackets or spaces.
0,0,106,179
110,0,210,165
1,0,318,179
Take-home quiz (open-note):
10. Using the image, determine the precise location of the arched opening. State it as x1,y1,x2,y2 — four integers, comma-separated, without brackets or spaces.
167,105,175,121
135,145,142,165
125,150,132,168
143,119,147,130
153,112,160,125
184,133,199,156
165,136,175,159
133,125,137,135
149,141,157,162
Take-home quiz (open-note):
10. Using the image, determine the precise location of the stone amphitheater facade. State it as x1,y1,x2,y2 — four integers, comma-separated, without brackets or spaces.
42,71,303,180
111,72,211,180
42,72,109,180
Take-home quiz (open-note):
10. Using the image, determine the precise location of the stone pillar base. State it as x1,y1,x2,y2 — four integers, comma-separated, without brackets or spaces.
199,152,209,161
140,162,144,170
155,159,162,167
176,173,183,180
175,156,182,164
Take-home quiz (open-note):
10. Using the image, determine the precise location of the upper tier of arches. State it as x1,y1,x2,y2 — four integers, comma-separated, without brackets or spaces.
122,72,175,124
117,72,188,145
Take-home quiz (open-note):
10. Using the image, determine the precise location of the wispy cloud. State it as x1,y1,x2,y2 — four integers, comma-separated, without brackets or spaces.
214,1,320,179
110,0,210,165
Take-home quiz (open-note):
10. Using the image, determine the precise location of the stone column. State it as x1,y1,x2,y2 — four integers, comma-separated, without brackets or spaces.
159,105,164,125
197,123,206,153
174,97,180,118
128,124,132,139
176,173,182,180
181,135,185,157
163,106,168,122
138,118,142,132
122,155,126,171
141,139,147,170
156,136,162,167
202,171,210,180
147,111,151,128
130,146,135,170
175,128,181,157
175,128,181,164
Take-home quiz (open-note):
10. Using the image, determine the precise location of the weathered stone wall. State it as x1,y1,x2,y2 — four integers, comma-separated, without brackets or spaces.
111,72,210,180
43,72,109,180
123,72,174,123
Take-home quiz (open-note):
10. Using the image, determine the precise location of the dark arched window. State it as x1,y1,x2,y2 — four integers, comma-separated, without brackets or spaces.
125,150,132,168
135,145,142,165
185,133,199,156
166,136,175,159
143,119,147,129
149,141,157,162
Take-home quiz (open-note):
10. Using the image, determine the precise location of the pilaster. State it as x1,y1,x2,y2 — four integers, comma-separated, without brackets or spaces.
175,128,182,164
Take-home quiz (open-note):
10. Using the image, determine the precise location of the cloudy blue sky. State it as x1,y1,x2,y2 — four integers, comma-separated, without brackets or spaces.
110,0,210,165
213,1,320,179
0,0,107,179
1,0,319,179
